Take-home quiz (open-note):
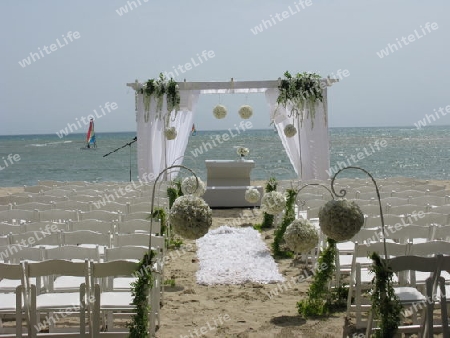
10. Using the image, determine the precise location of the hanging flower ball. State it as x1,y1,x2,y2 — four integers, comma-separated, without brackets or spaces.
245,187,261,203
318,199,365,242
261,191,286,215
284,124,297,138
236,146,249,157
181,176,206,197
164,127,177,140
283,218,319,253
169,195,212,240
213,105,227,119
238,105,253,119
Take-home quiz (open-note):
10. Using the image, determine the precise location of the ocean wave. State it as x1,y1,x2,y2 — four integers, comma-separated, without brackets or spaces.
28,140,73,147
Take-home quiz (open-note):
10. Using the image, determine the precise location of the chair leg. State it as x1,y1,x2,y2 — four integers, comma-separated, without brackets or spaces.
438,277,449,338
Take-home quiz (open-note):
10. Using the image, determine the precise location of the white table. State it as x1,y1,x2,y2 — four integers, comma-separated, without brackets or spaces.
203,160,263,208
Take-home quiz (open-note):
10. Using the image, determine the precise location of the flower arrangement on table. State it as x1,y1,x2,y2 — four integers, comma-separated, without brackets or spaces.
283,218,319,254
245,187,261,203
318,199,365,242
164,127,177,140
213,105,227,119
260,191,286,215
181,176,206,197
236,146,249,158
238,105,253,119
169,195,212,240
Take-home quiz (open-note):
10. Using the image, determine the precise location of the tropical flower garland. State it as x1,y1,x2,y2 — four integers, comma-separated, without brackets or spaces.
181,176,206,197
245,187,261,203
213,105,227,119
236,146,249,157
283,218,319,253
284,124,297,138
169,195,212,240
318,199,364,242
164,127,177,140
238,105,253,119
261,191,286,215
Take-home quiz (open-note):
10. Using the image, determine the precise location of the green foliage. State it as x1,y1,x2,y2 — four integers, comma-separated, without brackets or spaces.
167,187,178,209
297,239,340,317
164,279,176,287
277,71,324,127
369,252,402,338
152,207,166,236
260,177,277,229
169,237,183,249
127,251,156,338
140,73,180,114
272,188,296,257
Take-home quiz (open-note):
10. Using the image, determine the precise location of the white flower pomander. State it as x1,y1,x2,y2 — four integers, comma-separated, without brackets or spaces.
238,105,253,119
318,199,365,242
245,187,261,203
236,146,249,157
213,105,227,119
181,176,206,197
284,124,297,138
169,195,212,240
164,127,177,140
283,218,319,253
261,191,286,215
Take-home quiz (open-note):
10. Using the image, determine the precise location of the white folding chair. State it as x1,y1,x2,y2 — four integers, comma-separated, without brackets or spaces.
22,259,89,336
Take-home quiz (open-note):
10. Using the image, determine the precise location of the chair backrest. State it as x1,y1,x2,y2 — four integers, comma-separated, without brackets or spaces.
78,210,121,222
45,245,101,262
114,233,164,251
105,246,149,262
52,200,92,212
12,202,53,211
61,230,112,247
0,245,45,263
69,219,114,234
0,222,22,235
90,200,128,214
353,241,409,261
426,212,450,226
409,240,450,256
383,224,433,243
0,209,39,224
23,221,68,233
121,211,152,222
89,260,139,291
116,219,161,235
9,230,61,248
428,205,450,215
431,225,450,241
29,195,67,204
0,235,10,247
390,189,425,198
42,189,75,197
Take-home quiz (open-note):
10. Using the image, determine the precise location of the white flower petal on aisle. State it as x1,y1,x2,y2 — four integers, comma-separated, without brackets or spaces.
196,226,285,285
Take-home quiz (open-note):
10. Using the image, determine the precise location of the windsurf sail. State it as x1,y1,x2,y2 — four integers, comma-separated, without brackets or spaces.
86,118,96,148
191,124,197,136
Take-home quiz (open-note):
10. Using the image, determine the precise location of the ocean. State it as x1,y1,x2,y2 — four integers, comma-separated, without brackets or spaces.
0,126,449,188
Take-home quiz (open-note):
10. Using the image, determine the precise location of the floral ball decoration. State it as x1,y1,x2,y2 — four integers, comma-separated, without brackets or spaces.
283,218,319,253
318,199,365,242
238,105,253,119
260,191,286,215
169,195,212,240
284,124,297,138
181,176,206,197
164,127,177,140
236,146,249,157
245,187,261,203
213,105,227,119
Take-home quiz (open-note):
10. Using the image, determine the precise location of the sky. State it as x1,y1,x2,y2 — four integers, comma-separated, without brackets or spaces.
1,0,449,135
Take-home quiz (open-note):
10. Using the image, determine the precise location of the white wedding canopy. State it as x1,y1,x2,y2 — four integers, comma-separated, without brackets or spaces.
127,78,338,182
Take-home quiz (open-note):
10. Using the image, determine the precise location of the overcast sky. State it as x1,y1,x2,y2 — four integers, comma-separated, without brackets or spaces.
1,0,449,135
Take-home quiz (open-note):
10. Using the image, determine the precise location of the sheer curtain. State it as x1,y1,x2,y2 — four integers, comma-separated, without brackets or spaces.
136,90,200,181
265,88,330,180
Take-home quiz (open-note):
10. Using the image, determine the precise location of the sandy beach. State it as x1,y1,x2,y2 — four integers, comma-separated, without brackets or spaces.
2,179,450,338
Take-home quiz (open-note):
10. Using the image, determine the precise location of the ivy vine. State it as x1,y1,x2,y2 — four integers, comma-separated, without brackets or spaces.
272,188,296,258
127,250,156,338
369,252,402,338
260,177,277,229
297,238,344,317
277,71,324,128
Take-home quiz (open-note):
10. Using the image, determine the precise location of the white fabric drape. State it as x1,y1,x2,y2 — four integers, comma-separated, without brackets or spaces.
265,88,330,180
136,90,200,181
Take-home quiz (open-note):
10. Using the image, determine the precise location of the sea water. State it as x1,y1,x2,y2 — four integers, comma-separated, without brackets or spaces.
0,126,449,187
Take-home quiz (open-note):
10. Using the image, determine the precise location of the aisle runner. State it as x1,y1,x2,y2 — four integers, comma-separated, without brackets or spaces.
196,226,285,285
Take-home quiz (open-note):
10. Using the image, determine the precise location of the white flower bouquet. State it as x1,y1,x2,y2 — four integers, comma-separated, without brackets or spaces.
181,176,206,197
283,218,319,253
238,105,253,119
213,105,227,119
164,127,177,140
169,195,212,240
284,124,297,138
318,199,365,242
245,187,261,203
237,146,249,157
260,191,286,215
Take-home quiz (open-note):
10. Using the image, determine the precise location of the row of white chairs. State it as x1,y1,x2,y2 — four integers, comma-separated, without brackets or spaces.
0,252,162,337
